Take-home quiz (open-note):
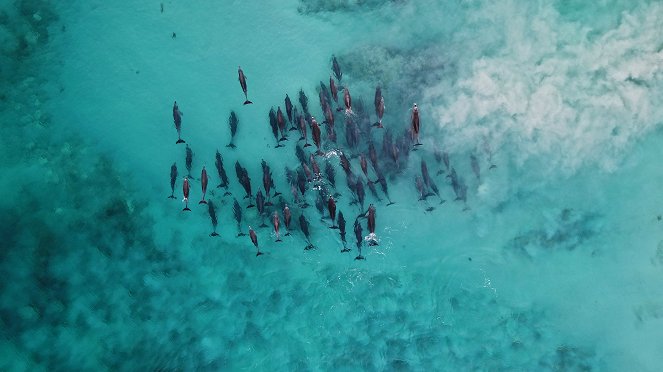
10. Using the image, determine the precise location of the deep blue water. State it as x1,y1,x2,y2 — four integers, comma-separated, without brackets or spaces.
2,0,663,370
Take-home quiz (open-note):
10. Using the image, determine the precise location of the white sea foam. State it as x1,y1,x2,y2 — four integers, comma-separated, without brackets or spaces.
428,1,663,175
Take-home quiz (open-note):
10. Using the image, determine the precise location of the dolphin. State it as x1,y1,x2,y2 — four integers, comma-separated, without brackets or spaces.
208,200,219,237
227,111,239,148
173,101,185,144
168,162,178,199
238,66,253,105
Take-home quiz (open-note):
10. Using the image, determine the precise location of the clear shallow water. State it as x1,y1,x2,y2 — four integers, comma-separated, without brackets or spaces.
2,0,663,370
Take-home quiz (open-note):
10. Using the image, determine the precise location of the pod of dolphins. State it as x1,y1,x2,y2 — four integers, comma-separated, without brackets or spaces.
166,56,496,260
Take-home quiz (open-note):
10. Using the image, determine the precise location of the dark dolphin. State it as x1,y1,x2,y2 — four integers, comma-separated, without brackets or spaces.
215,150,231,195
354,218,365,260
366,204,377,240
199,166,208,204
330,76,339,106
343,88,352,115
185,144,194,178
285,94,293,124
325,161,337,190
273,211,282,242
233,198,246,236
256,190,267,227
299,89,309,115
471,154,480,181
168,162,178,199
366,177,381,202
249,227,263,256
269,108,283,148
295,145,307,165
299,214,314,250
235,161,254,206
332,55,342,82
411,103,421,146
261,160,280,205
238,66,253,105
277,106,287,141
299,115,311,147
355,177,365,210
328,195,338,228
416,175,426,201
338,211,350,252
311,116,323,156
373,87,384,128
422,159,444,203
173,101,185,144
359,153,370,180
208,200,219,236
309,153,321,180
374,86,382,114
227,111,239,148
283,204,292,236
324,106,336,143
376,171,394,206
339,152,352,176
368,142,379,173
182,177,191,211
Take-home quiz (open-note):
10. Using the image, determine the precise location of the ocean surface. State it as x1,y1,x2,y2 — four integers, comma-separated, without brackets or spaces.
2,0,663,370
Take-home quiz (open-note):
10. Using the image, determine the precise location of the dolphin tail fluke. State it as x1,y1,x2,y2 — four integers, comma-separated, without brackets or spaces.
199,200,207,204
336,107,343,112
276,239,282,242
489,164,497,170
329,225,339,229
279,137,288,141
226,143,236,149
246,204,255,208
224,191,232,196
244,100,253,105
285,232,291,236
168,194,176,199
273,192,282,197
341,248,351,253
386,201,395,206
183,206,191,211
265,201,273,207
210,232,219,237
354,255,365,260
275,144,284,148
176,139,186,144
256,251,264,256
237,232,247,237
289,126,299,131
303,143,312,148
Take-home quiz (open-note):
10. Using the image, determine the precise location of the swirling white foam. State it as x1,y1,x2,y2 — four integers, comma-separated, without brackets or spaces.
427,1,663,175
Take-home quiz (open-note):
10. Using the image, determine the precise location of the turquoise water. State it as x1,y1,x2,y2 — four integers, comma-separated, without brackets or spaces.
2,0,663,370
